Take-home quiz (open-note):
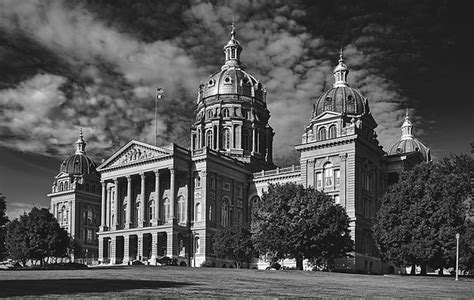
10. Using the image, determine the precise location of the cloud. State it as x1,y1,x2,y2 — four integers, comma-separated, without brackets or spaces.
0,0,425,165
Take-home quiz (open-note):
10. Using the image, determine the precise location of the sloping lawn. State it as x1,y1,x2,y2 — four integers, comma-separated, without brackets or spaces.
0,266,472,298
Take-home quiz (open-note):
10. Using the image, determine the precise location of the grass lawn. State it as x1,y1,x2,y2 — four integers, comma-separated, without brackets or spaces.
0,266,472,298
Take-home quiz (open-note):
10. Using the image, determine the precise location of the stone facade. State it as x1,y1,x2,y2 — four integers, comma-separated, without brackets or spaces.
52,27,430,272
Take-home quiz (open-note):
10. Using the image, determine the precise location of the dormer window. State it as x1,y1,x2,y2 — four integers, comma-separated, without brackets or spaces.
222,108,230,118
224,76,232,84
324,97,333,111
346,95,355,112
208,79,215,87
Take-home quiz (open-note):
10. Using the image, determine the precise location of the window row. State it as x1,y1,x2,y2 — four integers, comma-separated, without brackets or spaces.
316,124,337,141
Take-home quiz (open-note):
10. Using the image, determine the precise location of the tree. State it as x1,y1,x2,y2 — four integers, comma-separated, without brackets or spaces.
213,226,254,268
0,193,8,261
5,207,70,265
374,155,473,275
251,183,353,270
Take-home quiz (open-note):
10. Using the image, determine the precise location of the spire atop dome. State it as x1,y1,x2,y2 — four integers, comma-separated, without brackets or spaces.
401,109,414,140
222,20,243,70
333,48,349,87
75,128,87,154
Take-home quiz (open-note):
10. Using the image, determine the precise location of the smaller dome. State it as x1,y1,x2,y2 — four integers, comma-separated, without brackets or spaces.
60,153,98,176
313,86,368,116
59,129,98,176
388,139,431,161
388,110,431,162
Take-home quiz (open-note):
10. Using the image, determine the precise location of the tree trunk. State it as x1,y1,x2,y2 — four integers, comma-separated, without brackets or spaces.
410,263,416,275
438,268,443,276
296,256,303,270
420,263,427,276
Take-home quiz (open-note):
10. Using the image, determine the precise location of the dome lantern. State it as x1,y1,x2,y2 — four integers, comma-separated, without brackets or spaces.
222,22,243,70
75,128,86,154
401,109,413,140
333,48,349,87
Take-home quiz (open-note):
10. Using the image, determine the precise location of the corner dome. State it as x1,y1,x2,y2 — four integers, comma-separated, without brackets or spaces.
313,85,368,116
312,50,369,117
388,111,431,162
60,153,98,176
60,130,99,176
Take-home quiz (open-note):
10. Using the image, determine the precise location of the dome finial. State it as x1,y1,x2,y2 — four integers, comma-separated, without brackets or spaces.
222,19,242,69
333,46,349,87
75,128,87,154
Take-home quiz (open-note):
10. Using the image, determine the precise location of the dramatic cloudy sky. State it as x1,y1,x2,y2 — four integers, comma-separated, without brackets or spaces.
0,0,472,219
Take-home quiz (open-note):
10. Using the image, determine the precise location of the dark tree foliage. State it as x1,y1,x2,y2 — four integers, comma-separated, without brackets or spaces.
374,155,473,274
5,207,70,265
0,193,8,261
213,226,254,268
251,183,353,270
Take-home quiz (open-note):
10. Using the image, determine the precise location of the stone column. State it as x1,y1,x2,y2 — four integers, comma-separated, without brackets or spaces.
150,232,158,265
252,126,256,153
167,230,178,258
137,234,143,260
339,153,347,208
126,175,132,229
69,201,75,238
100,181,107,231
98,237,104,264
140,173,146,227
154,170,160,226
169,168,175,223
110,236,117,264
106,187,110,228
185,172,190,225
113,179,119,230
123,235,130,264
307,160,315,188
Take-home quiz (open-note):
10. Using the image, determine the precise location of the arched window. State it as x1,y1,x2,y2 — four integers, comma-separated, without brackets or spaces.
59,182,64,192
87,207,93,225
122,203,127,226
135,202,140,225
324,97,333,111
177,196,185,223
163,198,170,222
346,95,355,113
149,200,155,221
62,206,68,225
242,129,251,151
206,130,213,148
207,110,213,119
324,163,333,187
221,198,229,227
222,128,231,150
195,203,202,221
195,236,200,254
328,125,337,139
318,127,327,141
222,108,230,117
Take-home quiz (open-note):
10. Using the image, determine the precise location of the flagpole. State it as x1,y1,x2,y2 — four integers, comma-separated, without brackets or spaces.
155,87,164,146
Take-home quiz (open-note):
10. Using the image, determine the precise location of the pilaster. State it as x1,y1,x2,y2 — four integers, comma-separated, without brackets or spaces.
140,173,146,227
113,178,119,230
137,234,143,260
169,168,175,223
154,170,160,226
126,175,132,229
100,181,107,231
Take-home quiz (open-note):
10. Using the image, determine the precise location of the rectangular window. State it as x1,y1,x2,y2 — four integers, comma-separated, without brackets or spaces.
334,195,340,204
335,169,341,186
316,173,323,189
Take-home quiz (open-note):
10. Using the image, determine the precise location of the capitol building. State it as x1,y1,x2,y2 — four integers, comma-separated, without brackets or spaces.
48,26,430,273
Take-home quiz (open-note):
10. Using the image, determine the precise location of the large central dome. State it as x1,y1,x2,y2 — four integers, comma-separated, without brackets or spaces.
191,23,274,171
198,24,266,104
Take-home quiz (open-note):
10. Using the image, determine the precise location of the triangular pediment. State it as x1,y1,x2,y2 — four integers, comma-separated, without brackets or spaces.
98,140,172,170
313,111,341,121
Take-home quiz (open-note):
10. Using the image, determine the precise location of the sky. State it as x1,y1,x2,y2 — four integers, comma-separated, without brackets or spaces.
0,0,472,220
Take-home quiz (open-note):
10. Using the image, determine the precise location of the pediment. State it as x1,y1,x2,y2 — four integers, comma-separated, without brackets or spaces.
98,140,172,170
313,111,340,121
